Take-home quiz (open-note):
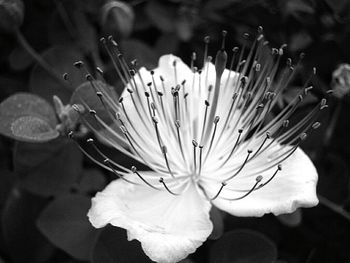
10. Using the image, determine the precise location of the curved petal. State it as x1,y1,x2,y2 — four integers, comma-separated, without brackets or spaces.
88,175,213,263
210,147,318,217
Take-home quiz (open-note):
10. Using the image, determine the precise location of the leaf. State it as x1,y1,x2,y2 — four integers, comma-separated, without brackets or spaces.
92,225,152,263
121,39,158,70
0,169,15,207
2,188,55,263
75,168,106,194
29,45,85,104
14,139,83,197
37,194,101,261
8,45,34,70
0,93,59,142
210,229,277,263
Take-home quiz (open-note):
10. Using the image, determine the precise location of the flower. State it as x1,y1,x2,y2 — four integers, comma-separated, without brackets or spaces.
331,63,350,99
72,31,322,263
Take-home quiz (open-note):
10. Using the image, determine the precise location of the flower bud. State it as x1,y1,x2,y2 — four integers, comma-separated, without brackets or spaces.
100,0,134,38
331,63,350,99
0,0,24,32
53,95,83,133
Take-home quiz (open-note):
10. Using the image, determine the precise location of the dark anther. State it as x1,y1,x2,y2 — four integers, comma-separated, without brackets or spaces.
86,74,93,81
73,61,84,68
214,116,220,124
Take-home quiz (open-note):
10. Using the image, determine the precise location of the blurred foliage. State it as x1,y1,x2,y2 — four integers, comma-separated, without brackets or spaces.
0,0,350,262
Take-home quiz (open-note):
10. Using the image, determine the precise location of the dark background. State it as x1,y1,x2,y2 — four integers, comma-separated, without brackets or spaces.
0,0,350,262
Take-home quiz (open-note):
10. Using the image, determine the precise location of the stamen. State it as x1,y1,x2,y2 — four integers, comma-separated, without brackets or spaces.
131,166,159,190
159,177,179,195
198,145,204,176
205,116,220,160
203,36,210,66
200,100,210,144
225,175,262,201
251,132,270,159
221,128,243,165
210,182,227,200
191,52,196,71
99,38,127,85
173,60,178,85
68,131,114,172
175,120,186,163
192,139,198,173
103,159,136,184
86,138,130,173
221,30,227,50
258,165,282,188
161,146,175,178
225,149,253,181
202,37,227,143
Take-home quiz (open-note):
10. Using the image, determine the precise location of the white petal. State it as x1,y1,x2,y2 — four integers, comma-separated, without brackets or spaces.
88,175,213,263
210,147,318,217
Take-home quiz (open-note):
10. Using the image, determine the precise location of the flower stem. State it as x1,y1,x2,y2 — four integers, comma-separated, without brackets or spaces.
318,194,350,221
15,30,70,89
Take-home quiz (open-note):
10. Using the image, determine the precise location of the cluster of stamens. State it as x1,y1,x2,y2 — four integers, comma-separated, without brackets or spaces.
68,27,327,201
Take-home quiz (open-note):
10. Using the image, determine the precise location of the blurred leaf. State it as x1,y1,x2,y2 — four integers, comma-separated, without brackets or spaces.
14,139,83,196
29,45,85,104
175,15,193,41
73,8,99,56
101,0,135,38
284,0,315,19
92,225,152,263
8,45,34,70
0,76,24,101
2,188,54,263
289,31,313,52
210,229,277,263
145,0,176,32
133,7,152,31
155,33,180,56
208,206,224,240
0,0,24,32
325,0,350,21
75,168,106,194
277,209,303,227
0,93,59,142
204,0,242,11
121,39,158,69
49,1,99,59
37,194,101,261
0,169,15,207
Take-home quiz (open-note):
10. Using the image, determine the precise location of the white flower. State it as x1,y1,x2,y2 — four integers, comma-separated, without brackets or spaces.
73,32,322,263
